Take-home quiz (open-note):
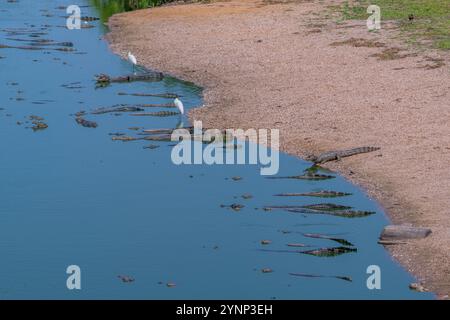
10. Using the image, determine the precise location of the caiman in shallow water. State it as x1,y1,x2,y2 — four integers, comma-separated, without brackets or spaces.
266,173,335,180
75,116,97,128
95,73,164,85
274,190,352,198
130,111,180,117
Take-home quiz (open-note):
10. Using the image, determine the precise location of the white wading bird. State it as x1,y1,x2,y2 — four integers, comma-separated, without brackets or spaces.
174,98,184,115
127,52,137,73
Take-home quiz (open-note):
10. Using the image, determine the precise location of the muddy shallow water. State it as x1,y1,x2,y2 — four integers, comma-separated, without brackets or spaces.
0,0,433,299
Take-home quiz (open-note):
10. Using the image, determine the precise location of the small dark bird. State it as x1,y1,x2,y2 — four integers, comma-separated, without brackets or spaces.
408,14,415,21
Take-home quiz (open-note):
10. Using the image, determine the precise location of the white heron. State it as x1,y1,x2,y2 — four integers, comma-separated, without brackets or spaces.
174,98,184,115
127,52,137,73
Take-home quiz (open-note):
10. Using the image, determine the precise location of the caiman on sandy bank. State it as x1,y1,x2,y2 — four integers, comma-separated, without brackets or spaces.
305,147,380,164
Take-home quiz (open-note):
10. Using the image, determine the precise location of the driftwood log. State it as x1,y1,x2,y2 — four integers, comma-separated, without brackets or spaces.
380,225,431,240
377,240,407,245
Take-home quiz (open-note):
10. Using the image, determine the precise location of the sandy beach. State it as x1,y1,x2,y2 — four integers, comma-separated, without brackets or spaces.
106,0,450,297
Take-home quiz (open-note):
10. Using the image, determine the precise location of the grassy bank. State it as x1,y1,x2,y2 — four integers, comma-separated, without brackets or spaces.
337,0,450,50
90,0,180,21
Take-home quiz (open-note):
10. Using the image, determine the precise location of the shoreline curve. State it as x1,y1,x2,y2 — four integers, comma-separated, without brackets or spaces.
105,0,450,298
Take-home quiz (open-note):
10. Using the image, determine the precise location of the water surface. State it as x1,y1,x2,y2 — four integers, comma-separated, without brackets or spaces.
0,0,433,299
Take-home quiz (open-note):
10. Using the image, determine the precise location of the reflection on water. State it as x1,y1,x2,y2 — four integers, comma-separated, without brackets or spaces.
0,0,433,299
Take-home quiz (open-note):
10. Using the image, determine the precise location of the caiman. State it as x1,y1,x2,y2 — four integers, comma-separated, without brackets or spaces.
274,190,352,198
95,73,164,85
75,116,97,128
130,111,179,117
80,16,100,22
305,146,380,164
302,246,357,257
259,246,357,258
91,105,144,115
266,173,335,181
287,208,375,218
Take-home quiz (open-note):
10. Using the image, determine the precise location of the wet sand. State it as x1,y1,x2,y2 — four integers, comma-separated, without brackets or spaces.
106,0,450,297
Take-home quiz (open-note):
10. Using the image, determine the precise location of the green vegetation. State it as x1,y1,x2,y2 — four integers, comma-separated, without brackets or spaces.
90,0,179,21
338,0,450,50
